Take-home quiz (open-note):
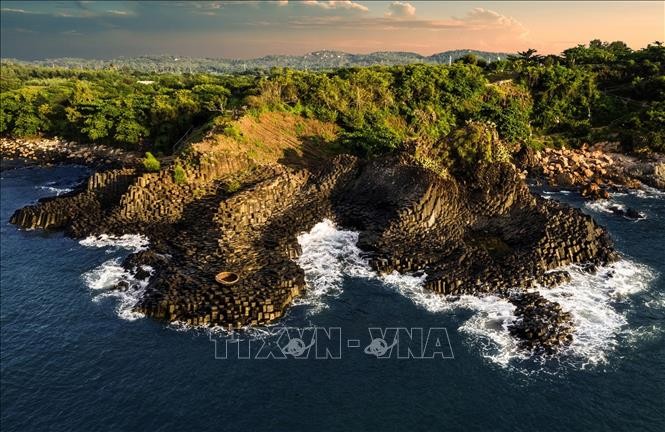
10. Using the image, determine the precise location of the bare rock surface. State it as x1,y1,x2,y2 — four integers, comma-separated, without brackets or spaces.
1,137,141,171
523,142,665,199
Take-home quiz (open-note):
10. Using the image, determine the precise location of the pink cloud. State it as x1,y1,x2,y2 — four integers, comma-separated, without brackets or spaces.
454,8,529,38
302,1,369,12
385,2,416,18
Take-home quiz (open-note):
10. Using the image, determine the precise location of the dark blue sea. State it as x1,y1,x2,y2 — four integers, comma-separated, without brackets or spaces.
2,165,664,432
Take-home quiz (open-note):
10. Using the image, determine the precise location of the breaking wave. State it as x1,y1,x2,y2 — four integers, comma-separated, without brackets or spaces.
36,185,73,196
584,199,626,214
82,258,153,321
80,233,152,320
79,234,149,252
632,185,665,199
295,219,659,371
536,260,656,368
294,220,372,311
35,180,79,196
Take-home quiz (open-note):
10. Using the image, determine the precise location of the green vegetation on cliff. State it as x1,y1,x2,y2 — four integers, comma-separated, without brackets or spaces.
1,40,663,159
142,152,161,172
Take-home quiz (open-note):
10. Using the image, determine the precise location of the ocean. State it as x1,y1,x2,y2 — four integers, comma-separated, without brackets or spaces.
1,165,664,431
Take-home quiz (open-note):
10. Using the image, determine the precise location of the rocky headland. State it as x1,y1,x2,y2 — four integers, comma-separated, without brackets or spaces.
5,115,629,355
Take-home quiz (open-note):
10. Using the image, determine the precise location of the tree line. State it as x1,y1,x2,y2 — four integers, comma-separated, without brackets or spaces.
1,40,663,157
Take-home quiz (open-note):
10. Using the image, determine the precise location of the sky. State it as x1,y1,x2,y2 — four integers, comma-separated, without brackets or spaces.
1,1,663,59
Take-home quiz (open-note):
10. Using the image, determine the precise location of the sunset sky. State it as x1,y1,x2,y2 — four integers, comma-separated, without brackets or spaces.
1,1,663,59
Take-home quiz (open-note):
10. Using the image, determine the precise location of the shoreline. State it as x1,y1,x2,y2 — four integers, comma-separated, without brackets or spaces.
518,142,665,198
0,137,142,172
5,144,622,355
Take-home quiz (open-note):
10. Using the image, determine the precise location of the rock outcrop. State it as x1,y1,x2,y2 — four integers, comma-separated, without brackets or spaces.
1,137,141,171
526,142,665,198
9,148,618,354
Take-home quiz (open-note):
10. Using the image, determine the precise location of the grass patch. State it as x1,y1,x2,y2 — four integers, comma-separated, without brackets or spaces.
173,163,187,184
142,152,160,172
223,124,242,139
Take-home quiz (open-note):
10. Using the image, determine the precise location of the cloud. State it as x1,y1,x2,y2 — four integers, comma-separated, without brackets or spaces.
289,6,528,39
385,1,415,18
0,5,134,19
288,16,455,30
302,1,369,12
454,8,528,37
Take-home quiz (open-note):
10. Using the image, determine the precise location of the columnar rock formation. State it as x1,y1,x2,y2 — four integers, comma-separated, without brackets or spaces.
10,148,618,354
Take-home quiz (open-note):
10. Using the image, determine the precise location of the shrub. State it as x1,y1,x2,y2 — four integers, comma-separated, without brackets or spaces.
223,124,242,139
446,121,511,172
225,179,241,193
173,163,186,184
142,152,160,172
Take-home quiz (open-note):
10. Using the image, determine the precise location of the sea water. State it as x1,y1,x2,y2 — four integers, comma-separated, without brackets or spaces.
2,166,664,431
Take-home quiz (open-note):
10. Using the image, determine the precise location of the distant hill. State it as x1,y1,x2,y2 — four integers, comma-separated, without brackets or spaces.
3,49,512,74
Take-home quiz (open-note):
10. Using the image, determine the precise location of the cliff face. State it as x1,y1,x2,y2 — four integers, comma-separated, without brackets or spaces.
336,157,614,294
10,149,616,354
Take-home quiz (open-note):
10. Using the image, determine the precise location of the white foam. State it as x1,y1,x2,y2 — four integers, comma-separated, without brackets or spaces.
633,185,665,199
294,219,372,311
79,234,149,252
536,260,656,368
295,220,660,371
295,220,527,366
37,185,73,196
169,318,280,339
455,296,530,366
381,271,528,366
83,258,132,290
644,291,665,310
82,258,153,321
584,199,626,214
386,277,525,364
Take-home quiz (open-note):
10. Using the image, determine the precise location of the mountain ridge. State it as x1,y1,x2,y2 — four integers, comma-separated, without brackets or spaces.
3,49,512,73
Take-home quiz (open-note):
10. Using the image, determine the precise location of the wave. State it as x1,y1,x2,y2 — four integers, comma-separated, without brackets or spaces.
36,185,73,196
632,185,665,199
584,199,626,215
79,234,149,252
294,220,373,311
536,260,656,368
583,199,647,221
294,220,659,371
82,258,153,321
295,220,527,365
79,233,151,320
383,272,528,366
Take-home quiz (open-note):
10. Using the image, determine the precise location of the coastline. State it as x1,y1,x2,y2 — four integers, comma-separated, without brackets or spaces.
2,136,629,355
0,137,141,172
518,142,665,197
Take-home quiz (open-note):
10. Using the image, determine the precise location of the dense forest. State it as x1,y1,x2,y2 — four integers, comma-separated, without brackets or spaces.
1,40,663,161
